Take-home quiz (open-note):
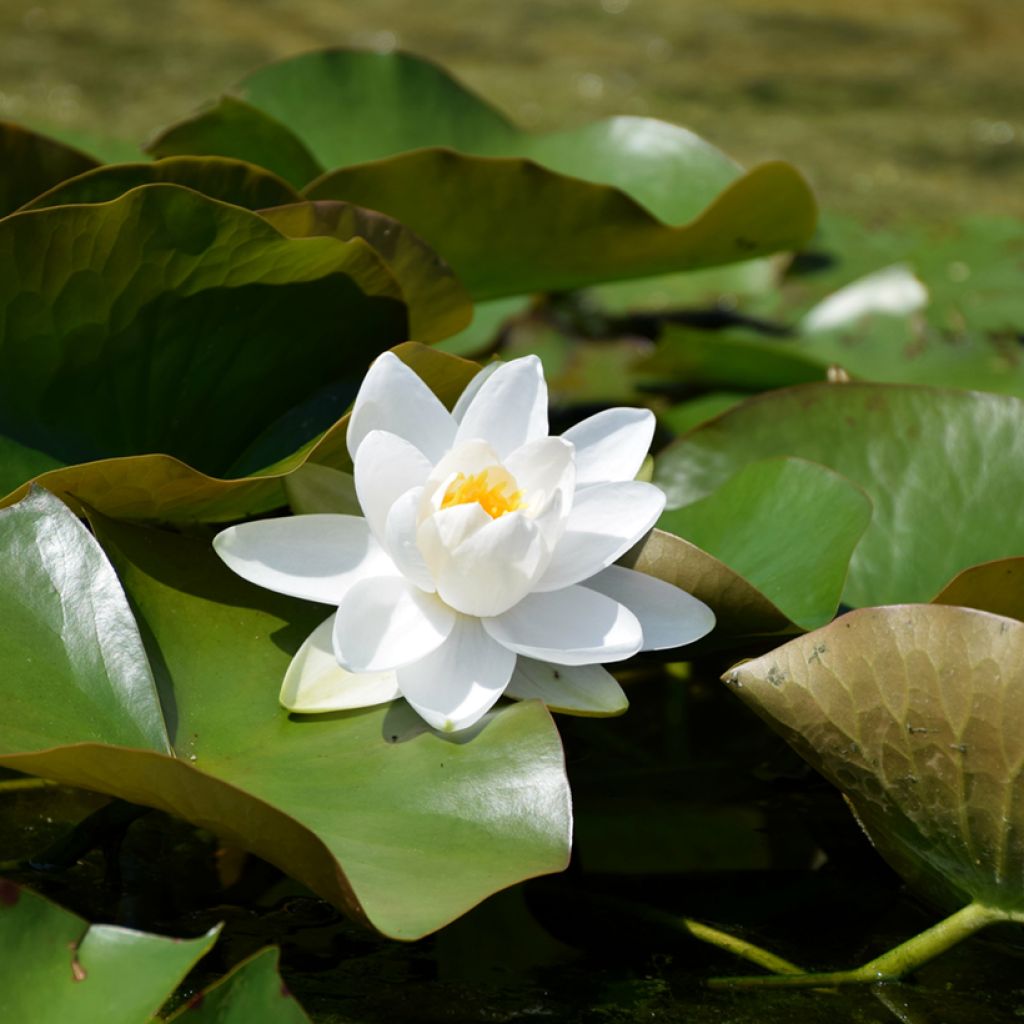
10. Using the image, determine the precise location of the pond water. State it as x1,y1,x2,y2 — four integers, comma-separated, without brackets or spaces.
0,0,1021,222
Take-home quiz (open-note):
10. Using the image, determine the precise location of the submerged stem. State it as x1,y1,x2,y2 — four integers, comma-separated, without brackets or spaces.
0,777,58,794
709,901,1008,990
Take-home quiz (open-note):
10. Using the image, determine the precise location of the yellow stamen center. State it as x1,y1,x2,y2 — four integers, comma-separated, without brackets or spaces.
440,468,523,519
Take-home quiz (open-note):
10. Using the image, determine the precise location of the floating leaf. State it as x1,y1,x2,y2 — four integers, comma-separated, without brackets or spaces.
164,948,311,1023
260,200,471,342
0,490,571,939
655,383,1024,607
0,122,98,217
931,558,1024,622
0,343,479,523
0,881,219,1023
22,156,301,212
724,605,1024,913
658,457,872,630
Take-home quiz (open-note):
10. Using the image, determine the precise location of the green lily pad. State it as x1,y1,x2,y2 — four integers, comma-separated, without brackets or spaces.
260,200,471,343
0,881,219,1023
0,342,480,523
150,49,816,299
307,152,815,300
658,457,872,630
659,392,748,437
620,528,798,644
931,558,1024,622
0,489,572,939
655,383,1024,607
150,96,323,189
724,605,1024,912
22,156,301,212
0,122,98,217
164,948,311,1023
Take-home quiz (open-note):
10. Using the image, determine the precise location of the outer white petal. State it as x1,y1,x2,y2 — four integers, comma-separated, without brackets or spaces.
281,613,400,712
213,515,397,605
334,576,455,672
562,407,655,486
396,615,516,732
505,657,628,716
432,512,548,617
534,481,665,593
582,565,716,650
346,352,455,463
384,486,435,592
354,429,433,542
454,355,548,458
483,585,642,666
451,361,501,423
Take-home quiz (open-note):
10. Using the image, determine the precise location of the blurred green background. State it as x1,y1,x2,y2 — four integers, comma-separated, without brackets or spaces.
2,0,1021,223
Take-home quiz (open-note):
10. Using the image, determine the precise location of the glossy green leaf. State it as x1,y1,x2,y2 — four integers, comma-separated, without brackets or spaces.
0,881,218,1023
931,558,1024,622
620,528,798,644
151,49,816,299
260,200,471,342
0,122,98,217
658,457,872,629
0,490,572,939
164,948,310,1023
22,156,301,212
149,96,323,188
0,343,480,523
725,605,1024,912
655,383,1024,607
307,152,815,300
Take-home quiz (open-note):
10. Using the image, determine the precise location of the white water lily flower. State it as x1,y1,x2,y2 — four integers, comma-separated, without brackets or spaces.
214,353,715,732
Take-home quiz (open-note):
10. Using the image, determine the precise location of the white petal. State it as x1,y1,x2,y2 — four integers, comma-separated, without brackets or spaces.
347,352,455,463
417,502,493,576
384,486,435,592
582,565,716,650
562,407,655,486
433,512,548,617
454,355,548,458
281,613,400,712
334,576,455,672
451,361,501,423
505,657,628,716
484,585,642,666
285,464,361,516
504,436,575,516
397,615,516,732
535,481,665,592
354,429,433,542
213,515,396,605
421,439,506,510
801,263,928,334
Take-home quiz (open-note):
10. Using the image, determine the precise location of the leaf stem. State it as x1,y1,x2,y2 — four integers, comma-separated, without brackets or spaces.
0,777,58,794
708,901,1008,989
680,917,806,976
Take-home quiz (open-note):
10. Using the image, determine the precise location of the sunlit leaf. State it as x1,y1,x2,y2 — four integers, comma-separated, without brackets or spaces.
22,156,301,212
655,383,1024,607
0,122,98,217
725,605,1024,912
0,881,218,1023
931,558,1024,622
0,490,572,939
658,457,872,630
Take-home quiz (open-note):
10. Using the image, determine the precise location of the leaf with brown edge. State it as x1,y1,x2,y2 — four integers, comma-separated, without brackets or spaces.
931,558,1024,623
260,200,472,343
0,121,98,217
724,605,1024,913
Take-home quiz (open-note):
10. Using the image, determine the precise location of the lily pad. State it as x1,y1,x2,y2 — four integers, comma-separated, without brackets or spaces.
0,881,219,1023
0,343,480,523
150,49,817,299
931,558,1024,622
724,605,1024,912
655,383,1024,607
260,200,471,343
658,457,872,630
0,122,98,217
0,489,572,939
22,156,301,212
